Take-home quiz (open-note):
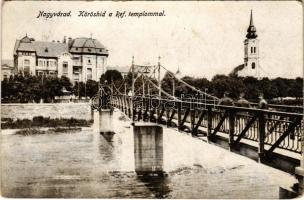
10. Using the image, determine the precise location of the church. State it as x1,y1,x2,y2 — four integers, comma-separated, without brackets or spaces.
237,10,260,78
13,35,109,83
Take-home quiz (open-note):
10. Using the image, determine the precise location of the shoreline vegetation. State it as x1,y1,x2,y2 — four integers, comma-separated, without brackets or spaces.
1,116,93,130
15,127,82,135
1,72,303,106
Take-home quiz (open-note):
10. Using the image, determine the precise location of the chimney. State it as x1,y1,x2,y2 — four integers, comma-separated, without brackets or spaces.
68,37,72,47
63,36,67,43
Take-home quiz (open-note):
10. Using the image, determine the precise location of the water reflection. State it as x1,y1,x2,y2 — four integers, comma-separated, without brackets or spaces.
137,175,170,198
101,132,115,142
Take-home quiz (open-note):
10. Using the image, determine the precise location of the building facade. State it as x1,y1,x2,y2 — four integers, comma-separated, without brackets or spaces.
13,35,109,83
238,11,260,78
1,59,15,81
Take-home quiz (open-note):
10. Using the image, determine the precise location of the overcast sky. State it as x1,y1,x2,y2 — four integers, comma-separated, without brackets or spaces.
2,1,303,79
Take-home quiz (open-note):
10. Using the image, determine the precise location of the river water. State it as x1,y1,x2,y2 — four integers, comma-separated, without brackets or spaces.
1,104,298,198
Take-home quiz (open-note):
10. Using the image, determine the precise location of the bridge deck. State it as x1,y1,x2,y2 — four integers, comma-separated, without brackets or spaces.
109,95,303,174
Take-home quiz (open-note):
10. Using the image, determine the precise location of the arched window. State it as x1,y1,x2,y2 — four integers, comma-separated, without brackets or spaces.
62,62,68,76
251,62,256,69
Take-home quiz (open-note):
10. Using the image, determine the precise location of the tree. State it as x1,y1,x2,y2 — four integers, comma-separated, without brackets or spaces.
60,76,73,92
161,72,174,95
73,82,86,99
289,77,303,99
86,80,99,98
211,75,245,99
258,78,278,99
272,78,289,98
243,76,260,100
100,70,123,84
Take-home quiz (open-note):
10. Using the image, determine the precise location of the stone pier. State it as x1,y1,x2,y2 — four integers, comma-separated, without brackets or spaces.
99,109,115,135
133,123,164,176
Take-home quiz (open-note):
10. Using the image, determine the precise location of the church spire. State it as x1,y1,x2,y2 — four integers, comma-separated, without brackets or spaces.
246,10,258,39
249,10,254,26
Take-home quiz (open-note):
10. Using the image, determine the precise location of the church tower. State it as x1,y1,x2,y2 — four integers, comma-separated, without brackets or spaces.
242,10,259,77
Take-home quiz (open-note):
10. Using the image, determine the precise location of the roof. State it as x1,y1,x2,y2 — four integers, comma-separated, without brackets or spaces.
2,59,14,71
15,38,69,57
20,35,32,43
72,37,106,48
246,10,258,39
33,41,68,57
13,40,20,55
2,59,13,67
14,35,109,57
69,37,109,55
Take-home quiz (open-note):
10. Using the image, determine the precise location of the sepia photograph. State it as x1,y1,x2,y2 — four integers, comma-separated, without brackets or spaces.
1,1,303,198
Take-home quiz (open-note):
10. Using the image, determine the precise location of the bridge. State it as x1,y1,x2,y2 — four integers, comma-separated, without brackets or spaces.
92,57,304,195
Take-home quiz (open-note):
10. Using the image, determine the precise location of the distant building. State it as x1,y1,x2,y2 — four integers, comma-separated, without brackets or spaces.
1,59,15,80
13,35,109,83
238,10,260,78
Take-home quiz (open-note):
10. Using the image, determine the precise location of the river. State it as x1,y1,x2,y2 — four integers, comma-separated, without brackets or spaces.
1,103,298,198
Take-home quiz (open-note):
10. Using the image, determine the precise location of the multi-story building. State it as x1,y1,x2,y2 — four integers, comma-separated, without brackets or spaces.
13,35,109,83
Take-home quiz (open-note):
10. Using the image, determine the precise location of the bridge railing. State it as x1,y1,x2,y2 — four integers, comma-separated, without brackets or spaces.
110,95,303,157
178,97,303,113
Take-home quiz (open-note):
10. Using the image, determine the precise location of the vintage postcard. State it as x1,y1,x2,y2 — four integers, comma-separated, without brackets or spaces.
1,0,303,198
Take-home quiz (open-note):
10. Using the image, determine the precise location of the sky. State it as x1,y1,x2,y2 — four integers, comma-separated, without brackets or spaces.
1,1,303,79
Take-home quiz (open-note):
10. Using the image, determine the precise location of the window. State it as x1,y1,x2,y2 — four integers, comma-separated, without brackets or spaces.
73,66,80,81
254,47,256,53
22,52,31,56
251,62,256,69
48,60,56,67
63,62,68,76
24,59,30,65
24,59,30,74
88,48,91,52
87,59,91,65
87,68,92,80
38,60,43,66
251,47,253,53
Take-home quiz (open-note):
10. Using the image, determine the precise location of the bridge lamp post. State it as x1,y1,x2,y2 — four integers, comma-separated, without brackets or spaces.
173,67,181,97
142,67,150,97
157,57,161,98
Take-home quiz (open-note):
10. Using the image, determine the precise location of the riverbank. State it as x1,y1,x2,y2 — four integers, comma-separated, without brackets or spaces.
1,103,92,120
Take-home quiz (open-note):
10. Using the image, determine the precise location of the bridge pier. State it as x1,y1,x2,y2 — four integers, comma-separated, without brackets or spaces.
133,123,164,176
98,109,115,135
